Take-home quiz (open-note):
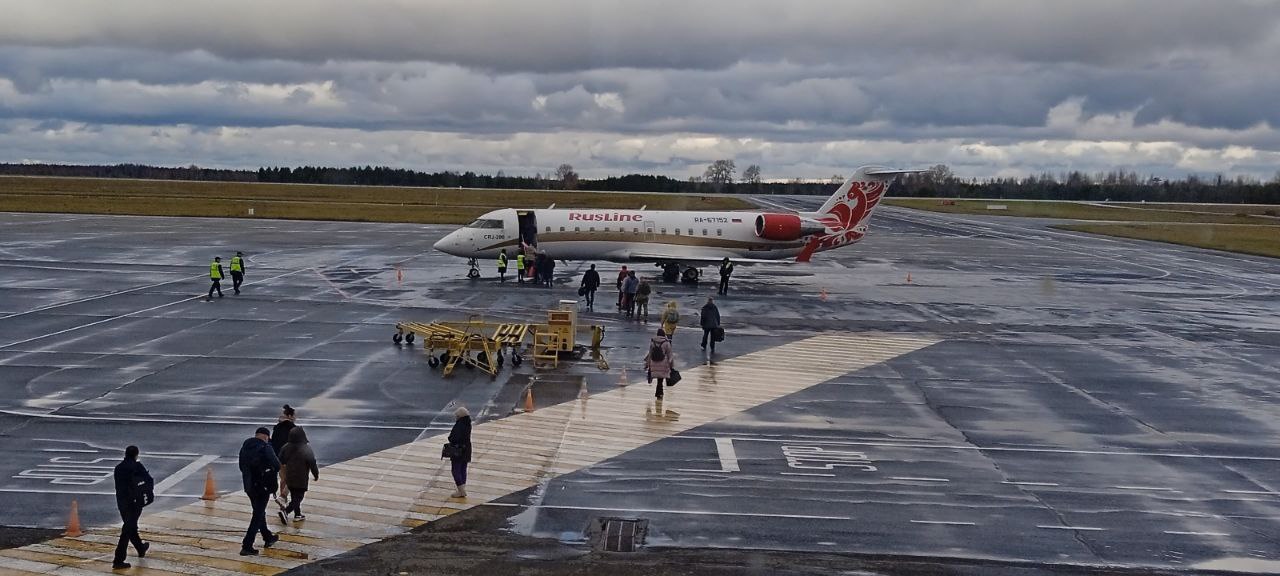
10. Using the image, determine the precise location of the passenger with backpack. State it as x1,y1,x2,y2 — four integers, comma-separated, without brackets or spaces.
635,279,652,322
111,445,154,570
659,301,680,341
645,328,675,399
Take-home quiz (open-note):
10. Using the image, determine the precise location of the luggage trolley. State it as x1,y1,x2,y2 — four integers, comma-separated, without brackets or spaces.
393,317,531,377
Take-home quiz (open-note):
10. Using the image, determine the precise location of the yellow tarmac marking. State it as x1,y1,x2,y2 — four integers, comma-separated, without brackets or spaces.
8,332,936,574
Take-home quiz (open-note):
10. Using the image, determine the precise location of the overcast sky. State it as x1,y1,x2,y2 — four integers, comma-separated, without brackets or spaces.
2,0,1279,180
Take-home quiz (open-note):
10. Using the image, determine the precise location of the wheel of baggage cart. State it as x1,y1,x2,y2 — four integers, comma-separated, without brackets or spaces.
511,354,523,367
428,356,439,368
392,333,403,344
405,332,415,344
477,351,488,368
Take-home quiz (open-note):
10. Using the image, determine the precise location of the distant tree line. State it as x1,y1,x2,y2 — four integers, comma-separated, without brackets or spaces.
2,162,1278,204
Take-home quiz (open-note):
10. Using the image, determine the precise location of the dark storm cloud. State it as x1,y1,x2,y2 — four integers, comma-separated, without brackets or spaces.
0,0,1278,178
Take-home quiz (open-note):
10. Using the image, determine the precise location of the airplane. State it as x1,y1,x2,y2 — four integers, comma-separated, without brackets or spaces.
433,165,920,282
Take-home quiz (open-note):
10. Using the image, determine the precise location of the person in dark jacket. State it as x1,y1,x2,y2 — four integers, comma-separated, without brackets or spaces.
448,407,473,499
276,426,319,524
238,427,280,556
270,404,296,456
718,258,734,295
542,253,556,288
622,271,640,318
581,264,601,309
112,445,153,569
615,266,629,308
532,252,545,285
700,296,722,356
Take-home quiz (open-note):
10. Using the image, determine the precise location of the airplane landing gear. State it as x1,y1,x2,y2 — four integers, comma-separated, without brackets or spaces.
661,263,680,283
467,258,481,279
681,267,701,284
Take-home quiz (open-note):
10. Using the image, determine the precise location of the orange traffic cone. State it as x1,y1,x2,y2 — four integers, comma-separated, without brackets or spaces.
64,500,82,538
619,367,629,386
524,389,535,412
201,466,217,501
819,288,828,301
396,266,403,285
906,272,912,284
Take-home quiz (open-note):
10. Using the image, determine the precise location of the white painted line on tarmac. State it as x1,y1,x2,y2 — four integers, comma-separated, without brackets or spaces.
0,408,450,431
781,472,836,477
1037,525,1106,531
1223,489,1280,495
890,476,950,483
1003,481,1060,487
685,436,1280,462
39,448,97,454
153,454,218,495
715,437,740,472
0,487,201,498
482,502,851,521
911,520,976,526
1164,531,1230,536
0,272,207,321
1113,485,1179,492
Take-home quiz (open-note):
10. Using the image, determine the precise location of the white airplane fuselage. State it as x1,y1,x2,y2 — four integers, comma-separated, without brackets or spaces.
433,166,914,268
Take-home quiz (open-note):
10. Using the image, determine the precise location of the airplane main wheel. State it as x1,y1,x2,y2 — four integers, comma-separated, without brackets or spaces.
467,268,480,279
681,267,700,283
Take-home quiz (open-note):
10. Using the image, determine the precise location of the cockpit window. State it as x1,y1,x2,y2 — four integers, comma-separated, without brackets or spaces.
465,219,504,229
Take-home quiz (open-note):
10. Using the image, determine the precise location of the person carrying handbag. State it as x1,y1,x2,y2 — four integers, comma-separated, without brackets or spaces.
447,407,472,498
645,328,675,399
700,296,722,358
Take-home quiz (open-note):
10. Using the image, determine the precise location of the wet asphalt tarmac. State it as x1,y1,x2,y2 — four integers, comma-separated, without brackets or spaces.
1,203,1279,573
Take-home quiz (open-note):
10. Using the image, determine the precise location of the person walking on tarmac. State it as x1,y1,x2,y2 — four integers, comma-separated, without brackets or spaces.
622,270,640,318
270,404,296,457
700,296,722,357
515,251,526,284
659,300,681,341
276,426,319,524
635,279,652,322
542,252,556,288
615,265,629,309
645,328,675,399
448,406,473,498
581,264,601,309
718,258,734,296
497,249,509,283
238,427,280,556
532,252,545,285
207,256,225,301
230,251,246,295
112,445,153,570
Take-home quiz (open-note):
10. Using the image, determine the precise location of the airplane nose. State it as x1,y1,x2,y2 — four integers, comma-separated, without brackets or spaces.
433,233,457,255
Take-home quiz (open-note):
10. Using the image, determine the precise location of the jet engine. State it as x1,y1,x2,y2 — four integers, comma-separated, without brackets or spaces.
754,214,826,241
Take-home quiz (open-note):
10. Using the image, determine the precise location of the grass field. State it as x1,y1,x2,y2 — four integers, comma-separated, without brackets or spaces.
0,176,753,224
882,198,1273,225
1056,223,1280,258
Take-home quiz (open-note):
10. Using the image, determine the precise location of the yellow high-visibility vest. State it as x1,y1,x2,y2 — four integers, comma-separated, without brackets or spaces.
210,262,222,279
516,254,525,270
230,256,243,272
497,253,508,268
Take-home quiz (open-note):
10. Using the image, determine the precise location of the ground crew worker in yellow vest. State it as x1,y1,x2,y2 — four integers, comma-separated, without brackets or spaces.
515,252,525,284
230,251,246,295
497,249,509,283
207,257,224,301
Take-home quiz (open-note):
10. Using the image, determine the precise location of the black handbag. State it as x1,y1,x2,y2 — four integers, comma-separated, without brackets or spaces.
713,327,725,342
668,369,681,386
441,443,460,459
577,286,588,297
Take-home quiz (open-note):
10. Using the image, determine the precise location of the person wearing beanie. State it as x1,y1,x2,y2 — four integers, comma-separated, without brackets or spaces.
237,426,280,556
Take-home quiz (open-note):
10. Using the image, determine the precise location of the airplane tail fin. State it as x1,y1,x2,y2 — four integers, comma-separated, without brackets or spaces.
813,166,921,231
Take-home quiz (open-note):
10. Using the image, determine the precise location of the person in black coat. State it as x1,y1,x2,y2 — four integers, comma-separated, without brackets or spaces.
112,445,153,569
238,427,280,556
448,407,473,499
580,264,601,309
270,404,296,456
700,296,722,356
542,253,556,288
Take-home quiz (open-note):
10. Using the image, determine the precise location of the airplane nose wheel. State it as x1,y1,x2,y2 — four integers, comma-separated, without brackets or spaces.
466,258,481,279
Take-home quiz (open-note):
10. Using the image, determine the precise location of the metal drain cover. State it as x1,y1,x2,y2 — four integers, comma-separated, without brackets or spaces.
591,517,648,552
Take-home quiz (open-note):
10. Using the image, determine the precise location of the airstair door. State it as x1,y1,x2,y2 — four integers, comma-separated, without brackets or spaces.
517,211,538,249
